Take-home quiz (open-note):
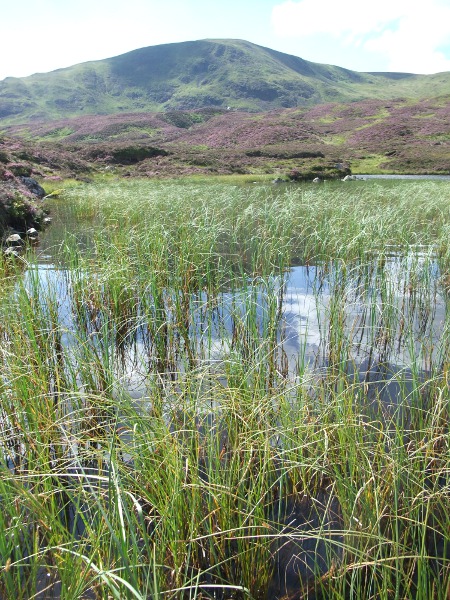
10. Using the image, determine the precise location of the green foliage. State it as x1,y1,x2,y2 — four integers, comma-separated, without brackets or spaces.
163,109,223,129
109,145,169,164
0,179,449,598
0,186,44,229
7,162,31,176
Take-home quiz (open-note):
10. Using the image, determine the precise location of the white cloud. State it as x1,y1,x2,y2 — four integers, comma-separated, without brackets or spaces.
364,3,450,73
271,0,410,38
271,0,450,73
0,0,194,79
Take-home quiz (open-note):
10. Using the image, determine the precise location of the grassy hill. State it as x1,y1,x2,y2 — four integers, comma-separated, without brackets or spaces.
2,39,450,125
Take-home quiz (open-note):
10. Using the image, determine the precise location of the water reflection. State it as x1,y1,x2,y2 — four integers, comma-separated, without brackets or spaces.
25,244,448,410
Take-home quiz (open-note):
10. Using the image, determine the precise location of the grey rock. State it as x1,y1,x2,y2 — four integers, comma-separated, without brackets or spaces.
26,227,39,238
3,246,20,258
5,233,23,246
19,176,46,198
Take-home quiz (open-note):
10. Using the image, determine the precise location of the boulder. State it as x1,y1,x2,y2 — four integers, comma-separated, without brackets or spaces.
5,233,23,246
19,176,46,198
26,227,39,238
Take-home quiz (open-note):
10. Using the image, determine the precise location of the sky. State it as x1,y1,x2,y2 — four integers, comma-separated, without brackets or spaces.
1,0,450,81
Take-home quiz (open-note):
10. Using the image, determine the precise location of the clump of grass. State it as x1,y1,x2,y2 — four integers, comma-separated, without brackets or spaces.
0,179,448,599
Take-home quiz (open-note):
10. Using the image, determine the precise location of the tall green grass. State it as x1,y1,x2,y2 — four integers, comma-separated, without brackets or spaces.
0,179,448,599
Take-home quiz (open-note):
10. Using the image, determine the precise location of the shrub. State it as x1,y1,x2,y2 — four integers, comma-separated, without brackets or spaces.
0,183,46,230
110,145,169,164
8,162,32,177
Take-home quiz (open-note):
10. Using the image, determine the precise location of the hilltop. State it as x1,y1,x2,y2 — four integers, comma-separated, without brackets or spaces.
1,39,450,125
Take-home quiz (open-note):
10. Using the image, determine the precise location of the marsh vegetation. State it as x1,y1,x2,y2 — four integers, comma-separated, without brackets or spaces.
0,179,449,599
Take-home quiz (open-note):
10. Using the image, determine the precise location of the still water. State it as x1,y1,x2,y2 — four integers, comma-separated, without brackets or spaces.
30,207,448,409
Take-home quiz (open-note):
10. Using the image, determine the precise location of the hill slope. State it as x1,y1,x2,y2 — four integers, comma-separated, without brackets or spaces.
2,95,449,177
2,39,450,125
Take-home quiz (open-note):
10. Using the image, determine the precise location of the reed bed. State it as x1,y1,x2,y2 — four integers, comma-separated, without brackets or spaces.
0,179,449,599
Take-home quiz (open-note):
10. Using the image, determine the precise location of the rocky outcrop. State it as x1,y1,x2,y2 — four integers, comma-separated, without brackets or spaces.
1,164,48,238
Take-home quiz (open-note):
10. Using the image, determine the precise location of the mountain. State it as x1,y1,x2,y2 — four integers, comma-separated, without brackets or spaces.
2,39,450,125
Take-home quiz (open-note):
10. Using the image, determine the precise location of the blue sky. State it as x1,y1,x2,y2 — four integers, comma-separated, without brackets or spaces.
1,0,450,80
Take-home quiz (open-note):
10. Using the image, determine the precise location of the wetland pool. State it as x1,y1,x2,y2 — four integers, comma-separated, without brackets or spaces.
29,208,448,412
1,180,449,600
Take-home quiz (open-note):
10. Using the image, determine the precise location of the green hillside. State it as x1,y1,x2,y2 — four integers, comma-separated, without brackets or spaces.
1,39,450,125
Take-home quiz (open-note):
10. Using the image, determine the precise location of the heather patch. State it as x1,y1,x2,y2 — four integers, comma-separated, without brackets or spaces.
0,182,45,231
1,94,449,178
0,148,49,233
